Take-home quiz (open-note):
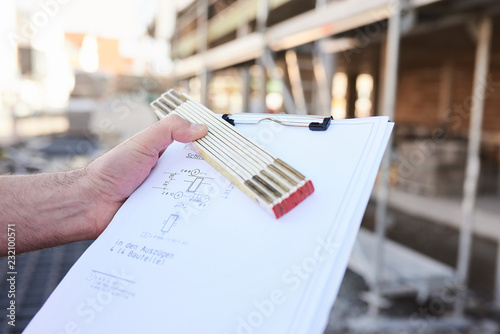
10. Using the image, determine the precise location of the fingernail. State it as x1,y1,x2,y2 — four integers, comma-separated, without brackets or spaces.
190,123,207,131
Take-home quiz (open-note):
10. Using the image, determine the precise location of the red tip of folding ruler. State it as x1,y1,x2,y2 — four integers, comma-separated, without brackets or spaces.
272,180,315,219
305,180,315,196
273,205,284,219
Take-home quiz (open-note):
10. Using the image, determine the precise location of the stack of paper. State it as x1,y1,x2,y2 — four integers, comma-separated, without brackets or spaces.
26,116,393,333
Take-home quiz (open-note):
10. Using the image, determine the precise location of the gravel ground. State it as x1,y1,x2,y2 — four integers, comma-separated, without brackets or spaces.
325,202,500,334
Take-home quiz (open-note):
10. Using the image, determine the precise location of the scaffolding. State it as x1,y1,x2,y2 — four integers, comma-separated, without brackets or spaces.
167,0,500,330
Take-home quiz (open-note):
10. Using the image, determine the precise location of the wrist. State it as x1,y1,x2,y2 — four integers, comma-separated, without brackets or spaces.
41,168,100,245
81,165,123,240
68,167,101,241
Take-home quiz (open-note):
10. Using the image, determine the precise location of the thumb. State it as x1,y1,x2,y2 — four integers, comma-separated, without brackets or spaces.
168,114,209,144
129,114,208,156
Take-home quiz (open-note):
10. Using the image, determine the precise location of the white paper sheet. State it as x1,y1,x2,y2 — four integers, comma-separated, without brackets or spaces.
25,116,392,334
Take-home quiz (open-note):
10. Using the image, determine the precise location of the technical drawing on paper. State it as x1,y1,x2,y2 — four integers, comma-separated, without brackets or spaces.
152,167,235,235
152,168,233,209
162,214,179,233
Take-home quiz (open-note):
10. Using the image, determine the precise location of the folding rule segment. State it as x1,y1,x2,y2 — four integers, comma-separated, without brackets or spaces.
151,89,314,219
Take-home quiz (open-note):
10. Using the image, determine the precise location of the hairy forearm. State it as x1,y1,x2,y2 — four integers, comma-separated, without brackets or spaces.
0,115,208,256
0,169,97,256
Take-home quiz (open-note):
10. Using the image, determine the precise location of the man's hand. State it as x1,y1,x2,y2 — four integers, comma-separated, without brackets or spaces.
85,114,208,239
0,114,207,255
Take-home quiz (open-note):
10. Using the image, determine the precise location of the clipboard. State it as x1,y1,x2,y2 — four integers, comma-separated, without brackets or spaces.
222,113,333,131
25,115,394,334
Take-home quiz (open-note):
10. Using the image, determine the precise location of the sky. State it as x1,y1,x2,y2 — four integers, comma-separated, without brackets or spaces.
16,0,159,39
14,0,176,58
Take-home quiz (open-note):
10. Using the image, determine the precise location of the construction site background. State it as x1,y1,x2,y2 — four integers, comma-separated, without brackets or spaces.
0,0,499,332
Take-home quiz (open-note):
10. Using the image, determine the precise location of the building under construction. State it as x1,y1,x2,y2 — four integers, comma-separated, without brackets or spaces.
0,0,499,332
166,0,500,331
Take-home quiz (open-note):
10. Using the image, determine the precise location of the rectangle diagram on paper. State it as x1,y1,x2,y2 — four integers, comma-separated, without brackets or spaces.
162,214,180,233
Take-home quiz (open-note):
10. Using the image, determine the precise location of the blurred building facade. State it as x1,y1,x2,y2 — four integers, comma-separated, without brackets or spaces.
0,0,172,145
167,1,500,194
168,0,500,211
